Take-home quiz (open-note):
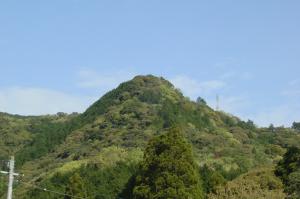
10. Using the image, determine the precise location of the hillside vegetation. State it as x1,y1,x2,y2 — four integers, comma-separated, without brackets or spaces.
0,75,299,199
208,167,285,199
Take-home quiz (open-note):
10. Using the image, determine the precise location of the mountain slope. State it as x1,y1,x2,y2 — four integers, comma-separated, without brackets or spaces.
0,75,299,198
0,112,74,160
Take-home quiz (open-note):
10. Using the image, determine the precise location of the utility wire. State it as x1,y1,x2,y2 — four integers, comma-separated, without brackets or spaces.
17,175,68,189
17,172,100,197
19,181,88,199
17,174,99,198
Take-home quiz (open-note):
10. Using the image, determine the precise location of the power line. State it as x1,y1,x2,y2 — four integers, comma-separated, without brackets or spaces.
1,150,113,198
17,174,68,189
1,157,85,199
19,181,88,199
17,169,101,198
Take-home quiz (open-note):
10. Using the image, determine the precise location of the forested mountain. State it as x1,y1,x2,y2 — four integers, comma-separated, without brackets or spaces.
0,75,300,199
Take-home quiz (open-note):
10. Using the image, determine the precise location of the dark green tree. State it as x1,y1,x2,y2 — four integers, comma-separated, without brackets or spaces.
246,120,256,130
275,146,300,183
275,146,300,198
269,124,275,133
292,122,300,131
196,97,206,105
132,127,204,199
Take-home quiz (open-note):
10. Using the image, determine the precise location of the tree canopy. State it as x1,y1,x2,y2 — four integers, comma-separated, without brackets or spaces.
132,127,204,199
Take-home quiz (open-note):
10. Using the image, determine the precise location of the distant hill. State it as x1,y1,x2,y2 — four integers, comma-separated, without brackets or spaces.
0,75,299,198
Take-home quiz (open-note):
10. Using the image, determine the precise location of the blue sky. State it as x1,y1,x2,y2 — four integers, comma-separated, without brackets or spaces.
0,1,299,127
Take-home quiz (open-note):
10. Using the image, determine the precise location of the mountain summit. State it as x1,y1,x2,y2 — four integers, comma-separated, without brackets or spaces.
82,75,184,123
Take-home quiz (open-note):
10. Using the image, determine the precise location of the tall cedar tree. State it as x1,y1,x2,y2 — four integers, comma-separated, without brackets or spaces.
132,127,204,199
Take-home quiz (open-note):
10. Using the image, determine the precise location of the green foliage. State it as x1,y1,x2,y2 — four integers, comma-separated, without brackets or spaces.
138,89,162,104
200,165,226,194
275,147,300,183
292,122,300,131
158,99,180,128
0,113,33,158
238,119,256,130
275,147,300,198
196,97,207,105
0,175,7,197
2,75,300,199
265,144,285,157
64,173,87,199
132,127,204,199
24,162,138,199
218,167,244,181
208,168,285,199
285,170,300,199
0,113,79,167
23,147,142,199
15,117,77,166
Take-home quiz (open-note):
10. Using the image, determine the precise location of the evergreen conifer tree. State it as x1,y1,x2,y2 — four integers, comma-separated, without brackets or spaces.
132,127,204,199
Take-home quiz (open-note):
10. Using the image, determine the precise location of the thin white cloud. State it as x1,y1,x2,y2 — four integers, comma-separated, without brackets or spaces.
288,79,300,86
220,71,253,80
0,87,96,115
170,75,226,100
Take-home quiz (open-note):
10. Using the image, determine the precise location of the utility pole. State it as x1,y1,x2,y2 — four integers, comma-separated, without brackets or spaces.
0,156,19,199
7,156,15,199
